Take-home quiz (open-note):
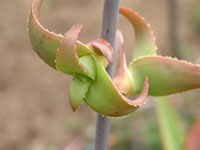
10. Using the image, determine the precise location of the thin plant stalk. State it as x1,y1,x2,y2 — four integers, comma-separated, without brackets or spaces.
168,0,180,58
94,0,120,150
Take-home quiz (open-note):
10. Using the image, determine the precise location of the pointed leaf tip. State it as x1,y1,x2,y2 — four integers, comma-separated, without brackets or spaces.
114,30,134,95
29,0,62,69
69,75,91,112
85,57,149,117
56,26,93,78
86,38,113,64
119,7,157,60
129,56,200,96
122,76,149,107
29,0,90,70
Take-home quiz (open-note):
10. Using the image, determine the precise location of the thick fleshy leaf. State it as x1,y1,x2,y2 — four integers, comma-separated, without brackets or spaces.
84,56,149,117
29,0,92,69
155,97,184,150
129,56,200,96
69,75,91,112
184,116,200,150
86,38,113,65
119,7,157,60
113,30,134,96
29,0,62,68
68,55,96,111
56,26,94,78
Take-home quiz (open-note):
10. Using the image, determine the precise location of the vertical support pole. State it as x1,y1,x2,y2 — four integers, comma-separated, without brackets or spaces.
94,0,120,150
168,0,180,58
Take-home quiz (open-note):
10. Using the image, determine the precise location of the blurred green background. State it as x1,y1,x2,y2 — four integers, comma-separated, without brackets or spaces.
0,0,200,150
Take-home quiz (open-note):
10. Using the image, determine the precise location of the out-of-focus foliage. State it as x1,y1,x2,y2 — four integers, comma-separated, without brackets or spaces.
184,116,200,150
193,4,200,28
155,97,185,150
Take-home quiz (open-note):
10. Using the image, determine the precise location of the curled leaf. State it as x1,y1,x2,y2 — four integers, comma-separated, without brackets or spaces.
119,7,157,60
113,30,134,96
119,7,200,96
87,38,113,65
56,26,93,78
129,56,200,96
84,56,149,117
29,0,62,68
29,0,92,69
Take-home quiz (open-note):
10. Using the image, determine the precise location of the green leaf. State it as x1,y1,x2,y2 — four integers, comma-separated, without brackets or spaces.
113,30,134,96
155,97,184,150
119,7,157,60
129,56,200,96
29,0,92,69
69,75,91,112
86,38,113,65
29,0,62,68
84,56,149,117
56,26,94,78
68,54,96,112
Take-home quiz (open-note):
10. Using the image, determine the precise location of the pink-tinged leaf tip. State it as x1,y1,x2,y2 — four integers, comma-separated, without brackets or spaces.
56,25,93,78
86,38,113,64
113,30,134,95
119,7,157,60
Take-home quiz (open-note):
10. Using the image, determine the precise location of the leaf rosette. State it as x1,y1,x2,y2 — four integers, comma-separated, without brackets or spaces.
29,0,200,117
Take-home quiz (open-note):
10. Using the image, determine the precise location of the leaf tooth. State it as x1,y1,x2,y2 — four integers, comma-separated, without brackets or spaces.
160,55,200,66
135,97,148,107
86,38,113,64
130,55,200,96
130,54,158,65
150,55,198,65
119,7,158,59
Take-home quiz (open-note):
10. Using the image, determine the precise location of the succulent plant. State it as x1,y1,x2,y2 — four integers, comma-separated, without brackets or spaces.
29,0,200,117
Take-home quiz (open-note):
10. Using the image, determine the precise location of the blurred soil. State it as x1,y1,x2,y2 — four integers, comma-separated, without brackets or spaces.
0,0,199,150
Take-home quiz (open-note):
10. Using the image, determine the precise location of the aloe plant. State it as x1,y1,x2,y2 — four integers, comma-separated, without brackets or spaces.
28,0,200,149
